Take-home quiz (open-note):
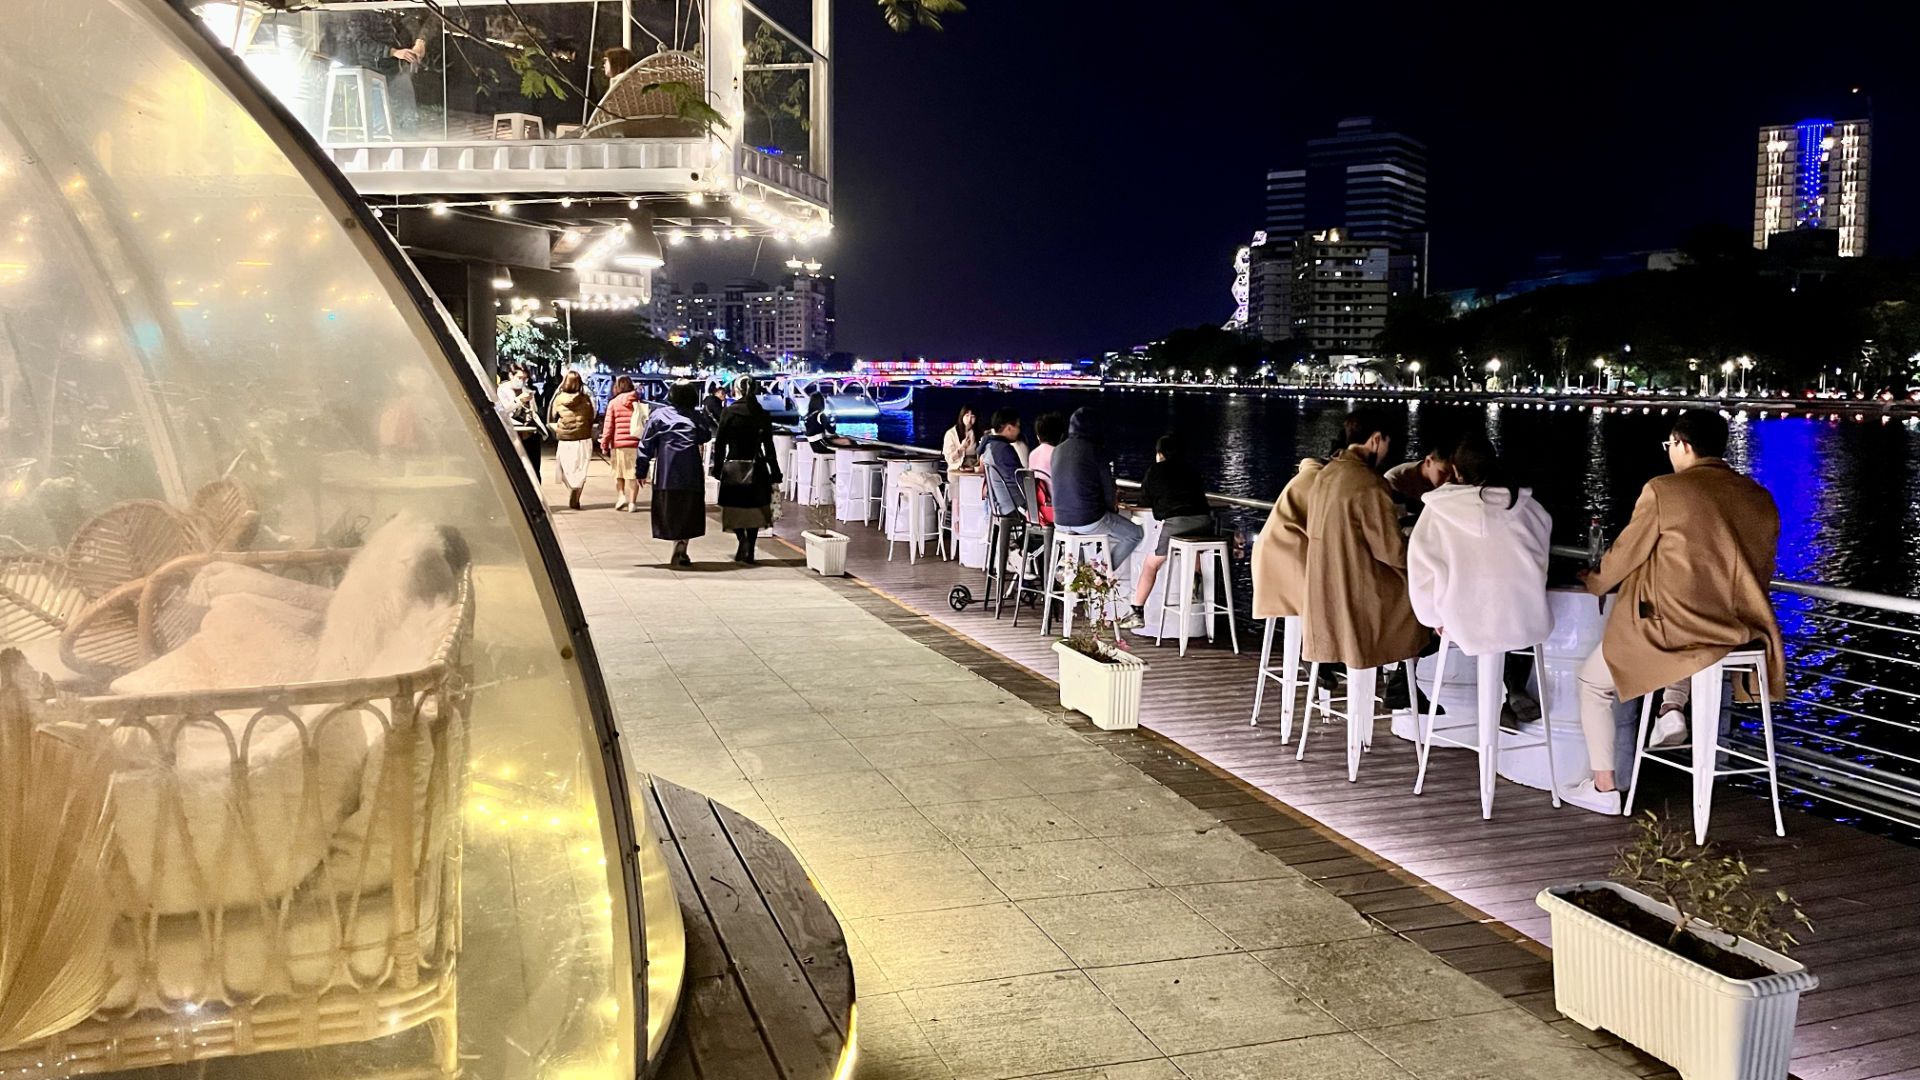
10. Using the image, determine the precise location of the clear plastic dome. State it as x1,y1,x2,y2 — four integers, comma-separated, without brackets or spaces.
0,1,676,1077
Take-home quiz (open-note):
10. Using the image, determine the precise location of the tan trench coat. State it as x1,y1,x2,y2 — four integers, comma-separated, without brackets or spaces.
1252,458,1324,619
1303,449,1429,668
1586,460,1784,701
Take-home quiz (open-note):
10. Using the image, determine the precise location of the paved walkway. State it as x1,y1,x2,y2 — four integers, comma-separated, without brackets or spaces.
552,469,1641,1080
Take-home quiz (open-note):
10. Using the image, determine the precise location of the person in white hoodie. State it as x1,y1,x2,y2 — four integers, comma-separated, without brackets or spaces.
1407,435,1555,781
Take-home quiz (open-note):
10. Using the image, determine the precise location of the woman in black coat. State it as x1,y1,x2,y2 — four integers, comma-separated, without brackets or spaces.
711,376,784,564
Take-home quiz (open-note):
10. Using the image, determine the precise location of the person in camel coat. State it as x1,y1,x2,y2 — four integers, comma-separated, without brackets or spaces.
1251,456,1327,621
1567,409,1783,811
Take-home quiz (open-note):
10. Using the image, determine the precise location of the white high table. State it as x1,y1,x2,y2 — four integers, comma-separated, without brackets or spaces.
1386,588,1638,814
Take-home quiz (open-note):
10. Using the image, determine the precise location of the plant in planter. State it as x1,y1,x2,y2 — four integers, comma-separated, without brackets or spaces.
1050,555,1146,730
1537,813,1817,1080
801,498,848,577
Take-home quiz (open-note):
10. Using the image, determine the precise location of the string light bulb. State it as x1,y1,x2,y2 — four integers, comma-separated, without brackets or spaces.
688,192,706,207
429,201,449,216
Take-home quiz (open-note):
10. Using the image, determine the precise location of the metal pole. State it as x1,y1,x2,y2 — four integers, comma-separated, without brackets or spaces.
811,0,831,187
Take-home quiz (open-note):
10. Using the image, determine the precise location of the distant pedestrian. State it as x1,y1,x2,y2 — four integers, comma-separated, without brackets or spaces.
602,375,647,512
547,370,596,510
636,380,711,567
702,382,727,427
713,376,783,565
1050,407,1145,624
943,406,979,470
499,365,545,479
1566,410,1783,813
1130,433,1214,618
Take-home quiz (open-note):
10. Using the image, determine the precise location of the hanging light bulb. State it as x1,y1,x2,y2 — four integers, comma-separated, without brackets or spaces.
492,201,512,215
492,268,513,290
628,198,640,210
666,228,686,245
699,228,716,241
429,201,449,216
731,227,748,239
560,197,573,208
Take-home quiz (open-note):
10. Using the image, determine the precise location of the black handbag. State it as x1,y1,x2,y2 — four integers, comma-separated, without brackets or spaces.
721,458,765,487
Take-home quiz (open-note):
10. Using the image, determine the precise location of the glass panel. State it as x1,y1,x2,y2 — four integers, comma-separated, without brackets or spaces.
0,2,668,1078
743,8,814,170
204,1,705,144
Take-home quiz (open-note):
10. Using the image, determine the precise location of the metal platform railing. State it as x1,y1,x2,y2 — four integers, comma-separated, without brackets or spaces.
837,436,1920,835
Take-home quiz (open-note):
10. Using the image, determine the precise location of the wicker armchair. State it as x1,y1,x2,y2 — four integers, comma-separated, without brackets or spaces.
0,549,473,1077
583,49,706,138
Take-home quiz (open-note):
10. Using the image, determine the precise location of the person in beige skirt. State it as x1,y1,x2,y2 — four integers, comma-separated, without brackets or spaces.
600,375,647,511
547,370,597,509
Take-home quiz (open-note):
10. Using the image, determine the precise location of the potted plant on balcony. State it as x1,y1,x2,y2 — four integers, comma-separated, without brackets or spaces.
1537,813,1816,1080
802,499,848,577
1050,555,1146,730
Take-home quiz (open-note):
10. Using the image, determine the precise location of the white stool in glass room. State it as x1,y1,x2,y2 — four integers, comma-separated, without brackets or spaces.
1040,532,1113,638
492,112,547,139
1413,635,1562,819
1297,658,1419,783
1153,535,1240,657
887,488,943,563
1625,647,1785,845
323,66,393,143
1250,615,1304,739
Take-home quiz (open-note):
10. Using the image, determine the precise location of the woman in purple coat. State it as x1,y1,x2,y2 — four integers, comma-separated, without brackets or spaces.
635,380,712,567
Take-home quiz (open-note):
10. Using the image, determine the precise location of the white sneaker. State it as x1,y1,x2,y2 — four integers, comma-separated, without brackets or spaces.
1650,709,1690,749
614,497,629,511
1561,778,1623,816
1116,610,1144,630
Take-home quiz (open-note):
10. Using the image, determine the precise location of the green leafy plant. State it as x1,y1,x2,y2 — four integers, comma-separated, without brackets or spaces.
877,0,967,32
508,47,568,100
639,80,732,136
1060,555,1131,662
1612,812,1812,953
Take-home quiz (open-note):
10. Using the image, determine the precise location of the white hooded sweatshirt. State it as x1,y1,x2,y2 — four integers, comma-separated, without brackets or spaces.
1407,483,1554,657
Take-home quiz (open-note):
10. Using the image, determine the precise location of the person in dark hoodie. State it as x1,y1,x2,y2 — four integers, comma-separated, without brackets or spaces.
1050,407,1145,579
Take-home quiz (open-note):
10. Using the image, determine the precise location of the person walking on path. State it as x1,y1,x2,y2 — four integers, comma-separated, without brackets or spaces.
1303,409,1429,740
635,380,711,567
1051,408,1145,611
712,376,783,565
1129,433,1214,618
547,370,596,510
499,365,546,479
602,375,647,512
1565,409,1783,812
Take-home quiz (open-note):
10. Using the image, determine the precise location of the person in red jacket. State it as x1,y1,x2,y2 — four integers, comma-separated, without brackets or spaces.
600,375,648,512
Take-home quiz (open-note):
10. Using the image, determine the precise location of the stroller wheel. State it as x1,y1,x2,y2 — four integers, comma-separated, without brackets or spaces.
948,585,973,612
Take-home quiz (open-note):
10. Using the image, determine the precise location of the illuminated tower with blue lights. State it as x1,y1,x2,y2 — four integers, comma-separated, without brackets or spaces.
1754,117,1870,257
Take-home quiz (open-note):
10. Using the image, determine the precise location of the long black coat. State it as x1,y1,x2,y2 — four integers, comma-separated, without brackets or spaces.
711,402,783,508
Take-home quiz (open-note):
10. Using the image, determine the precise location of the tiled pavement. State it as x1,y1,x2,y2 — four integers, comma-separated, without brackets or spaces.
552,471,1643,1080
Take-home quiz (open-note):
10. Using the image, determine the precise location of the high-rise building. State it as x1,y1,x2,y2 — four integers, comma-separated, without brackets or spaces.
1754,117,1870,257
740,266,834,358
1246,234,1294,344
1263,117,1428,297
1291,229,1390,356
651,281,720,342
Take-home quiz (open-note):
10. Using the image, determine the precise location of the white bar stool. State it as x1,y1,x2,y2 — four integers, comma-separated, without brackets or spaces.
1154,535,1240,657
791,443,817,504
851,461,887,525
1625,648,1784,844
1040,532,1113,638
887,488,943,563
1413,636,1562,819
1250,615,1304,739
1297,658,1418,782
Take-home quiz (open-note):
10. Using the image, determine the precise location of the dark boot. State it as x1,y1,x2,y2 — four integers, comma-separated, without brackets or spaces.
733,530,749,562
568,488,582,510
743,529,759,565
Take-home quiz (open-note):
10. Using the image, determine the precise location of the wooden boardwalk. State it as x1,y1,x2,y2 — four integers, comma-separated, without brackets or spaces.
771,514,1920,1080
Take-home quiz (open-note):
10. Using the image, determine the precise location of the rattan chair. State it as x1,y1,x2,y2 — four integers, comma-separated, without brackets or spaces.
583,50,707,138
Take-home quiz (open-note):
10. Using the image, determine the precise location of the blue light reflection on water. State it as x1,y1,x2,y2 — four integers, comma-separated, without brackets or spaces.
871,388,1920,841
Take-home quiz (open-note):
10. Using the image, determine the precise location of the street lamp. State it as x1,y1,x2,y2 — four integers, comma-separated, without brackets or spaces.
1720,360,1735,397
1407,360,1421,389
1737,356,1754,396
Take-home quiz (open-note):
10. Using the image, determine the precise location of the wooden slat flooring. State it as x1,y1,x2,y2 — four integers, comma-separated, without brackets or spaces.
647,778,853,1080
774,515,1920,1080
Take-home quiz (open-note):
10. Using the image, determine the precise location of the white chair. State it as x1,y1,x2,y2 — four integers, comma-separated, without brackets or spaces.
1250,615,1304,739
1413,636,1562,820
1297,658,1419,783
887,488,943,563
1154,535,1240,657
1625,648,1784,844
1040,532,1113,638
851,461,887,525
493,112,546,139
790,443,816,504
323,66,393,143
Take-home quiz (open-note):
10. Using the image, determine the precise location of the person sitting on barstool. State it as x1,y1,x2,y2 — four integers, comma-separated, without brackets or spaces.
1129,433,1214,622
1406,433,1554,713
1566,409,1784,813
1303,408,1430,734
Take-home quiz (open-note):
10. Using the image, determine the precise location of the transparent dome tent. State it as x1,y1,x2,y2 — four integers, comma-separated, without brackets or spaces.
0,1,681,1078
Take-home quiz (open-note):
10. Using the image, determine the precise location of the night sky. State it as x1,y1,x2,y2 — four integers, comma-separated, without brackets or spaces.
696,6,1920,358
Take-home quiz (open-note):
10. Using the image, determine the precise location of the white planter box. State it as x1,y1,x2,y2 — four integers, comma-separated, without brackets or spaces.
1538,882,1817,1080
804,529,849,576
1053,639,1146,730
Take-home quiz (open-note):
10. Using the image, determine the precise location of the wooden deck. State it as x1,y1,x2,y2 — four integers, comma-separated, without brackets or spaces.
646,778,855,1080
771,515,1920,1080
